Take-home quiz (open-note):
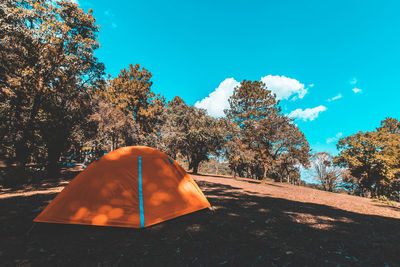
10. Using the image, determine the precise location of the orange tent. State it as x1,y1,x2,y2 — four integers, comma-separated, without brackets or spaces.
34,146,210,228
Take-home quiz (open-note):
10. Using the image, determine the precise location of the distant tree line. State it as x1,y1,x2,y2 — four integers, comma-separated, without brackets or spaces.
334,118,400,200
1,1,399,202
307,118,400,201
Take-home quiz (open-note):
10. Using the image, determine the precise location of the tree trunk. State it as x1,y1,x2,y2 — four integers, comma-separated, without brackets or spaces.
15,77,43,166
47,143,62,178
263,163,267,179
192,161,199,174
15,140,29,167
45,126,67,178
188,159,193,172
261,163,268,184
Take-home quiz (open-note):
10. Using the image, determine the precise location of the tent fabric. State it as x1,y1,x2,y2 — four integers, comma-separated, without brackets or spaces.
34,146,210,228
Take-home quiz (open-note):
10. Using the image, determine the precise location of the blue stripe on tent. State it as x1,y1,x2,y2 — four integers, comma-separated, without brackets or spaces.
168,157,174,164
138,156,145,228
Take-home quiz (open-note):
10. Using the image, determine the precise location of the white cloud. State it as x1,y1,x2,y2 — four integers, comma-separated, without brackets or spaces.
352,88,362,93
309,84,314,87
111,22,118,28
288,105,327,121
261,75,307,100
194,78,240,117
350,77,357,85
327,93,342,102
64,0,79,3
326,132,343,144
195,75,309,117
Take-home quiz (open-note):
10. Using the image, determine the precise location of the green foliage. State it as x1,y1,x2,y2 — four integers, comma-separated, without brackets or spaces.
89,101,135,151
0,0,104,176
91,64,165,152
335,118,400,199
161,97,227,174
225,80,310,182
371,195,396,207
99,64,165,135
378,117,400,134
0,1,316,190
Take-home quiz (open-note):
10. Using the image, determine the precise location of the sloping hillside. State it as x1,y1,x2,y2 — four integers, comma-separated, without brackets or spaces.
194,174,400,219
1,172,399,266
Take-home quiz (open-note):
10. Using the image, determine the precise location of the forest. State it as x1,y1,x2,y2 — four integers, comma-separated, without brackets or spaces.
1,0,400,202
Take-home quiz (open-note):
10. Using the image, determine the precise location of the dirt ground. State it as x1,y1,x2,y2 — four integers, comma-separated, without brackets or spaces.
1,170,400,266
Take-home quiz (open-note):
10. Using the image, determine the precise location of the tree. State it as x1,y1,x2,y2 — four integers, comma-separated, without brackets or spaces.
311,152,343,192
161,97,227,174
98,64,165,140
341,169,359,194
90,101,137,152
377,117,400,134
0,0,105,175
225,80,310,181
225,80,280,178
335,126,400,198
270,121,310,183
91,64,165,152
224,120,255,178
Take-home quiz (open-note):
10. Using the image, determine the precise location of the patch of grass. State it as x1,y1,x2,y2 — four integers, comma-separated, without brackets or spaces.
372,195,396,206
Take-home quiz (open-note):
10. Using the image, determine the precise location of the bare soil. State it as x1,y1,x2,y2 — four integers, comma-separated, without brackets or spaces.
1,170,400,266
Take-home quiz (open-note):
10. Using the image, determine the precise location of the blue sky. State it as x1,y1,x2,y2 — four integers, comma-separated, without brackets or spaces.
76,0,400,156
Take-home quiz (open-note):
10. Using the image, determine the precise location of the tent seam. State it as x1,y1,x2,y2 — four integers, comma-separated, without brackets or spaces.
138,156,145,228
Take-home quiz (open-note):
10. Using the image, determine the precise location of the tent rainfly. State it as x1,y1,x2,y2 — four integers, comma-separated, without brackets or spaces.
34,146,210,228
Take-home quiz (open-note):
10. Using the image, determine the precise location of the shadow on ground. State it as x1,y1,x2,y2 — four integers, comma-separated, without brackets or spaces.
0,179,399,266
0,168,80,193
